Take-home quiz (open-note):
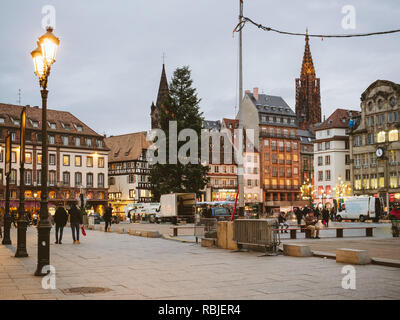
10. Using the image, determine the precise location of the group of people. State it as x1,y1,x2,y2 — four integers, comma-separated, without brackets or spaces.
278,205,337,239
53,202,83,244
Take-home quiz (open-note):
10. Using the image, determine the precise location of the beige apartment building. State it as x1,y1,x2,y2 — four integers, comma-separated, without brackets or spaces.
349,80,400,209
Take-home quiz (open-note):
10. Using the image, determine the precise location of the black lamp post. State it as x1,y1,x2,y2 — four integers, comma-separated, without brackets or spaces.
2,134,12,245
15,107,28,257
31,26,60,276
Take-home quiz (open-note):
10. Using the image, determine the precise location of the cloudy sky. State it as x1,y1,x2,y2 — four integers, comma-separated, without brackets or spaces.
0,0,399,136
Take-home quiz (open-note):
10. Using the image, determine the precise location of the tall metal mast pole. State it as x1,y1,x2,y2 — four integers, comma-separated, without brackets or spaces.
238,0,245,217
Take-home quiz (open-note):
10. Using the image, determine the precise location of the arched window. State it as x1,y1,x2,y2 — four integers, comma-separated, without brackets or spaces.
377,131,386,143
389,129,399,142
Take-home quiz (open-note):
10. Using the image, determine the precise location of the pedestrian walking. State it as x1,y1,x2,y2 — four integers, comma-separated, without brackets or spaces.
54,204,68,244
11,211,17,228
68,203,83,244
127,211,131,223
330,206,336,222
278,211,289,233
322,206,330,227
104,204,113,232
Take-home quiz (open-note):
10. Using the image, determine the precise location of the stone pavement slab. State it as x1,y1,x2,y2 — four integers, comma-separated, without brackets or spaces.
0,226,399,300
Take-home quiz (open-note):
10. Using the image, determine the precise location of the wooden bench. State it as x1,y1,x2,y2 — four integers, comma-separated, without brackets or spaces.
274,228,300,240
304,226,376,239
170,226,194,237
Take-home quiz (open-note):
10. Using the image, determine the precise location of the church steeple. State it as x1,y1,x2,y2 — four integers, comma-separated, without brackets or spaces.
151,63,170,129
295,30,321,130
300,29,316,79
156,63,169,107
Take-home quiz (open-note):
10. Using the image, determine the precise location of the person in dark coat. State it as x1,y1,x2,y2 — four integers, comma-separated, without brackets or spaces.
104,204,113,232
68,203,83,244
54,205,68,244
295,207,303,225
322,206,330,227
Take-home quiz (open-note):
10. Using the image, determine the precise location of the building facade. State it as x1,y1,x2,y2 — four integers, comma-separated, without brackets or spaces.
349,80,400,209
241,88,304,213
202,120,237,202
221,118,262,205
105,132,153,216
295,32,322,130
0,103,109,215
313,109,358,207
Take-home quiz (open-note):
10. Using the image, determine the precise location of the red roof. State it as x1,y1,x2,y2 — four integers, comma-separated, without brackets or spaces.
315,109,360,131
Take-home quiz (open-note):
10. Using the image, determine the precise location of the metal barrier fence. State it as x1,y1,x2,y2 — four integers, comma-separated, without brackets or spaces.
233,219,280,255
194,218,217,242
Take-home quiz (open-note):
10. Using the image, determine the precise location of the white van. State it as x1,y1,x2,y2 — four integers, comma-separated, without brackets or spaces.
336,196,383,222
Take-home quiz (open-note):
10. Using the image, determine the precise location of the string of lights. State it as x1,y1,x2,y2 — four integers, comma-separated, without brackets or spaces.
234,16,400,38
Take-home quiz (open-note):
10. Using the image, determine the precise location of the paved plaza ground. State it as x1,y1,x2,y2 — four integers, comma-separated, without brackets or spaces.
0,226,399,300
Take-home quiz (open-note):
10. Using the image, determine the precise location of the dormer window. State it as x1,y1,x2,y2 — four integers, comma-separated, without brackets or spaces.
10,117,20,126
96,139,103,148
62,123,71,130
74,124,83,132
30,119,39,128
48,122,56,129
0,117,4,124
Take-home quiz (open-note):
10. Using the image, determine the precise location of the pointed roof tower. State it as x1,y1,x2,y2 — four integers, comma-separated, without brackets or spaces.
156,63,169,107
151,63,170,129
300,29,316,79
295,29,321,130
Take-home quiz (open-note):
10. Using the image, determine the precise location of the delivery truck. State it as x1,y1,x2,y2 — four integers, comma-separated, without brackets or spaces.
336,196,383,222
158,193,196,224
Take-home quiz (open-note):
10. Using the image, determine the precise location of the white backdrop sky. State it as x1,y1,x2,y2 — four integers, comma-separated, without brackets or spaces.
0,0,399,136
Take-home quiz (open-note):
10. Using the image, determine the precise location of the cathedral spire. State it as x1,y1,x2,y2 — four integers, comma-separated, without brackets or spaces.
300,29,315,79
156,63,169,107
151,63,170,129
295,31,321,130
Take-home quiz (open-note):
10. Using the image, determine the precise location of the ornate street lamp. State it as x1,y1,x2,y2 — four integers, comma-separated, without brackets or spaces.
31,26,60,276
300,178,313,207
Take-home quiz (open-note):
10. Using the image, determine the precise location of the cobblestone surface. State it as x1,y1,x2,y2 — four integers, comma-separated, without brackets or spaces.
0,227,399,300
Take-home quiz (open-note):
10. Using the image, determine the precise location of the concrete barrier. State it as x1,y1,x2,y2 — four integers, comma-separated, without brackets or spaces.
201,238,216,248
117,227,126,234
283,244,313,257
336,248,371,265
217,222,228,249
227,221,238,250
146,231,161,238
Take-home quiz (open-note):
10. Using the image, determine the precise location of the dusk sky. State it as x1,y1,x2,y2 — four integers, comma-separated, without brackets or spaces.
0,0,399,136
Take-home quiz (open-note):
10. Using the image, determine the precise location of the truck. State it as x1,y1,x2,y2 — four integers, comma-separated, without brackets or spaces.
336,196,383,222
124,203,160,222
158,193,196,224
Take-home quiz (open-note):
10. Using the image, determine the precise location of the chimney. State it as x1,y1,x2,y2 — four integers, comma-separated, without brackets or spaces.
323,115,326,122
253,87,259,101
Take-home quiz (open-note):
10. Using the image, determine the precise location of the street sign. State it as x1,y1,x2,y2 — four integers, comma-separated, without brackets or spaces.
5,134,11,176
20,107,26,164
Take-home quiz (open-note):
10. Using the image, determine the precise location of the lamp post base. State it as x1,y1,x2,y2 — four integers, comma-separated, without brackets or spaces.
15,219,28,258
34,221,51,277
1,216,12,245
